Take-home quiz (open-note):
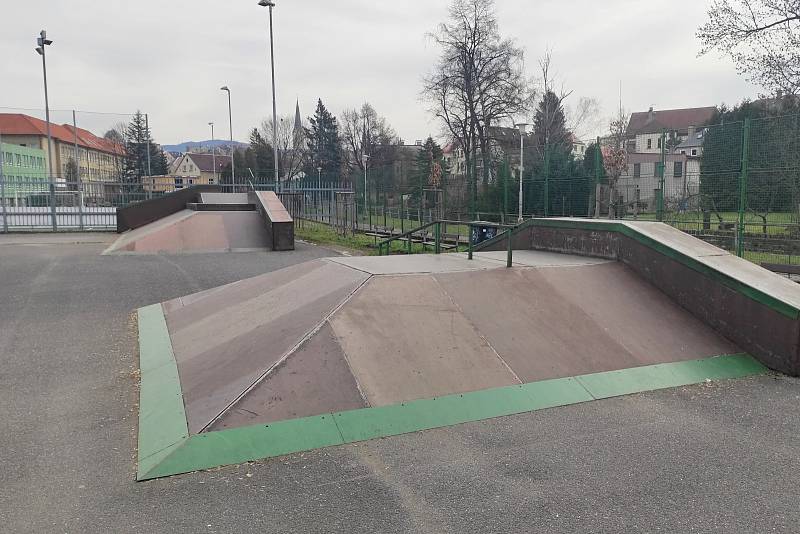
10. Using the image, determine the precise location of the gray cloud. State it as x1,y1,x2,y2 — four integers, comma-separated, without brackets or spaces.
1,0,758,144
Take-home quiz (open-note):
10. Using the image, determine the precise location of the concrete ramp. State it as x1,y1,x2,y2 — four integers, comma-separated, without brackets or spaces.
136,247,770,479
107,190,295,254
105,210,270,254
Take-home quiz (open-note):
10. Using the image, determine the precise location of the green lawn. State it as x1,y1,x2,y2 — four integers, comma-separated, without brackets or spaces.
623,211,799,236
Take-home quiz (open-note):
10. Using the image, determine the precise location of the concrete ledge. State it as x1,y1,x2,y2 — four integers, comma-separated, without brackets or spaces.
476,218,800,375
248,191,294,251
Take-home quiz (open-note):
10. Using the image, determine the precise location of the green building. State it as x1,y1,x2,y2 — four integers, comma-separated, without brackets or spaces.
0,142,48,205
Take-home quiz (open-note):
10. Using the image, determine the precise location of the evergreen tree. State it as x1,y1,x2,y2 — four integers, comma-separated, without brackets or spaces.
245,128,275,181
305,99,342,182
122,110,165,184
412,137,446,202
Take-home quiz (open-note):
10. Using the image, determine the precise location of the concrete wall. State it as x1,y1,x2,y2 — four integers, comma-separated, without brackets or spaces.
478,219,800,376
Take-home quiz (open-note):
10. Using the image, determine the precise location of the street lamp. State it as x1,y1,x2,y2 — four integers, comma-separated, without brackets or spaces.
220,86,235,187
258,0,279,191
208,122,216,184
35,29,56,231
515,122,529,222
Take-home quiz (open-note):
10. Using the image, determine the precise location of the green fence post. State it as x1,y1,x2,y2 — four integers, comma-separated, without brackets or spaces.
737,118,751,258
406,232,412,254
506,227,513,268
435,221,441,254
503,160,508,223
657,129,666,221
467,223,473,260
544,142,550,217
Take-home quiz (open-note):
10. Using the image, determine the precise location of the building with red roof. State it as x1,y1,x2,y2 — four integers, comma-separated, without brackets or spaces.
0,113,126,200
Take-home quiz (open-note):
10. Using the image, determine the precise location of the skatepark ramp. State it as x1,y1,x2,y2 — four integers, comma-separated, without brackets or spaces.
108,186,294,254
133,220,800,479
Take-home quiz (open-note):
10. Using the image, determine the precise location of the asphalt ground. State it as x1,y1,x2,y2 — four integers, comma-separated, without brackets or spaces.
1,233,798,533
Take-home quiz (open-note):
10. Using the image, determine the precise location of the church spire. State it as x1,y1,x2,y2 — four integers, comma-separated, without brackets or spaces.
293,99,303,149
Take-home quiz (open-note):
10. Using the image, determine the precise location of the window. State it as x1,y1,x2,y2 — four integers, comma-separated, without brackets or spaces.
633,163,641,178
674,161,683,178
657,137,662,149
647,138,652,150
691,149,697,156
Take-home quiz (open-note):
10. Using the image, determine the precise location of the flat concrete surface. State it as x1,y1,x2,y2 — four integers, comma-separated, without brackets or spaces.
1,240,799,533
199,192,251,205
471,249,610,267
327,253,499,275
105,210,270,254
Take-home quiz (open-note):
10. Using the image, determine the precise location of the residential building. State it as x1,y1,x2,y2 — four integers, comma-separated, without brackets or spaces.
0,113,125,202
0,142,48,205
170,152,231,184
614,107,715,213
570,135,586,159
625,106,716,154
142,174,215,193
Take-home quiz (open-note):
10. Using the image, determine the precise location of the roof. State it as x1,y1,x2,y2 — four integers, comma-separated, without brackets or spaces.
627,107,716,136
0,113,124,155
185,152,232,173
675,128,706,150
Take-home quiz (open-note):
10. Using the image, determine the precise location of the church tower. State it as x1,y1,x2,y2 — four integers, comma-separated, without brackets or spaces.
293,99,303,150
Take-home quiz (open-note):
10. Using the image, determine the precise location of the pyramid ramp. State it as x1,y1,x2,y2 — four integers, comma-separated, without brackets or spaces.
135,243,775,480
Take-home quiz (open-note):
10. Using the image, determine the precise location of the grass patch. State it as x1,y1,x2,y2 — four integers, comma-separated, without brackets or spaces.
295,221,378,255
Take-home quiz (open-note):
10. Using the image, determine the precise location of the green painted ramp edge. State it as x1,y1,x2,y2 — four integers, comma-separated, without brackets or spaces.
136,304,189,480
137,353,766,480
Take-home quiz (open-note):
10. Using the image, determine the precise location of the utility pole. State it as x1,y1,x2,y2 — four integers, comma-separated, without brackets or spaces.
35,30,56,231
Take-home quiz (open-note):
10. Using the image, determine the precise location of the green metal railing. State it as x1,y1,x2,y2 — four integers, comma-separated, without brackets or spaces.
377,219,517,267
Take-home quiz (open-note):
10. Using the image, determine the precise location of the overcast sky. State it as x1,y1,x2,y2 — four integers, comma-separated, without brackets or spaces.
1,0,760,145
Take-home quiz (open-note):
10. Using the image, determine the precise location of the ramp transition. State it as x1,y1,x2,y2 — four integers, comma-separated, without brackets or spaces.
136,247,769,480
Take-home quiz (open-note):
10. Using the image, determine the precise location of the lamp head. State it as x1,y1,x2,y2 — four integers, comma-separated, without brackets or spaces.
258,0,275,7
220,86,229,92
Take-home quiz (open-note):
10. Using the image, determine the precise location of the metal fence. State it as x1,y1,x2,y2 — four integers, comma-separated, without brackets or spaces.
3,111,800,272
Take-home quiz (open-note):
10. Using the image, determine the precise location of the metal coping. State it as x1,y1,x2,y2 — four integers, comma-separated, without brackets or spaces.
136,304,766,481
478,218,800,320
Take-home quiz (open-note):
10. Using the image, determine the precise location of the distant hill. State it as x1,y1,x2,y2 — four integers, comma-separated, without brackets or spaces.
162,139,248,153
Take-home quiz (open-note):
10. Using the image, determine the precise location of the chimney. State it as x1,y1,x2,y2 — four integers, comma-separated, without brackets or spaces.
687,125,696,139
648,107,655,122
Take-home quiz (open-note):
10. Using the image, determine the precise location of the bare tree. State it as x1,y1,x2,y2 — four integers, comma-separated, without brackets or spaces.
698,0,800,95
600,109,630,218
340,102,399,173
566,97,602,142
261,115,306,184
422,0,534,201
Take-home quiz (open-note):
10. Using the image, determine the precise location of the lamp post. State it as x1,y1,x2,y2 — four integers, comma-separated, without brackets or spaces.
515,122,529,222
220,86,235,187
35,29,56,231
258,0,279,191
208,122,216,184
